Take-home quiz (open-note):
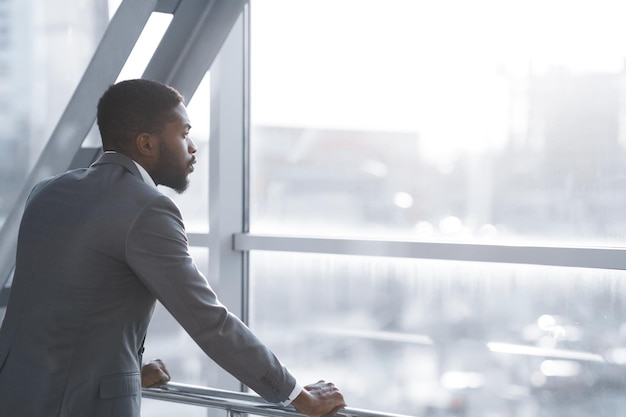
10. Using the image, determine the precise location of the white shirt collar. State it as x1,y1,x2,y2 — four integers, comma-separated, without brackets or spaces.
103,151,157,189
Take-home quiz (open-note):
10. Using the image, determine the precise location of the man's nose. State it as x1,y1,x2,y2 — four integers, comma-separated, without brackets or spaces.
188,137,198,153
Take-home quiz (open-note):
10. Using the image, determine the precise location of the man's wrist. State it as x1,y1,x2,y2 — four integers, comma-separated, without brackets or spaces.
280,382,304,406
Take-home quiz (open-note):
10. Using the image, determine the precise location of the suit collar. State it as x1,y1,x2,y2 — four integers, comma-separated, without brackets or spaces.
91,152,142,178
92,152,158,189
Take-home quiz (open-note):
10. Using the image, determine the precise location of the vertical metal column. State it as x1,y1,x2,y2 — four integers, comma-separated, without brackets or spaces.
207,10,249,400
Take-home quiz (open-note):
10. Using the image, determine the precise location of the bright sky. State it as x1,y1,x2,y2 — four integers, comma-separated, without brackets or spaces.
250,0,626,162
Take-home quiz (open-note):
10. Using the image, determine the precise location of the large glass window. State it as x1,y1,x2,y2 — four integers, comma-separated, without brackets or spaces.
250,0,626,246
249,1,626,416
250,252,626,416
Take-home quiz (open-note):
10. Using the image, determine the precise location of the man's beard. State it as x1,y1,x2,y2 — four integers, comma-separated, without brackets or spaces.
153,142,190,194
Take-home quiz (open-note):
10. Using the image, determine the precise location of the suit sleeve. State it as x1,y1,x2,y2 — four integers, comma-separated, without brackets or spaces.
124,194,297,403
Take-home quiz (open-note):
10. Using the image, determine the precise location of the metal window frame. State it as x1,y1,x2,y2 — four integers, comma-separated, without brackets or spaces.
232,234,626,270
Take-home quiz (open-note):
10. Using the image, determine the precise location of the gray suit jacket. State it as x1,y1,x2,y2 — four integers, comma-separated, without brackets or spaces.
0,153,295,417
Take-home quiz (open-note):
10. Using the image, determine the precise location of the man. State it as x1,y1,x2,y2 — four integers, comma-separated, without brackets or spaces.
0,79,345,417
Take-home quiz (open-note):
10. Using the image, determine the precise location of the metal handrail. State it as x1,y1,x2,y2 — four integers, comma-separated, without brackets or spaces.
142,382,415,417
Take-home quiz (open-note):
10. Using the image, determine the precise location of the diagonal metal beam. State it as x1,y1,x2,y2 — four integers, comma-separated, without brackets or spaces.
143,0,246,99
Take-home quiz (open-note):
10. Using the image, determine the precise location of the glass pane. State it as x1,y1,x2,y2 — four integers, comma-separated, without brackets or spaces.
250,251,626,416
0,0,111,228
250,0,626,246
116,12,173,82
160,71,211,233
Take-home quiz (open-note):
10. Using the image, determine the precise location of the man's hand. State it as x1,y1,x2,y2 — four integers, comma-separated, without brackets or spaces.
141,359,171,388
291,380,346,417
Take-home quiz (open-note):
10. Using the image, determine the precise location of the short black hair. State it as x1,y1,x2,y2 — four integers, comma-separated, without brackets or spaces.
97,79,184,151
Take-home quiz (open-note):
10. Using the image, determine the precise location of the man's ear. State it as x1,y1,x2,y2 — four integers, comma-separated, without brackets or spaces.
135,133,158,157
